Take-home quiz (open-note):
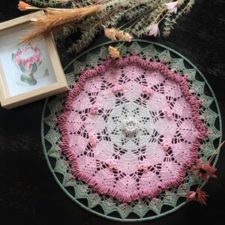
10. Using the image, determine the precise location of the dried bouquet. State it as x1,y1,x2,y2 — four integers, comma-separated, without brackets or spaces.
18,0,196,55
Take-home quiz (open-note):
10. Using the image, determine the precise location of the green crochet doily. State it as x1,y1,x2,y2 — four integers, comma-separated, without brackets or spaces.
41,40,222,222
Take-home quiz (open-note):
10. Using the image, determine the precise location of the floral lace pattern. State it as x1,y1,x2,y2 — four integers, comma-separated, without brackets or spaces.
58,55,207,202
42,41,221,221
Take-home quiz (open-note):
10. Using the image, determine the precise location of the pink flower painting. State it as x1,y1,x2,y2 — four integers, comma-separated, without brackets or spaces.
12,45,43,85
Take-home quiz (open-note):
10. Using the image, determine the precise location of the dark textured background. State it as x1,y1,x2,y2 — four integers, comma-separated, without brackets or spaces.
0,1,225,224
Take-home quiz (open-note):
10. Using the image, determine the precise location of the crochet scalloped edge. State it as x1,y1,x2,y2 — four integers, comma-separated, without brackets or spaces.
58,55,208,203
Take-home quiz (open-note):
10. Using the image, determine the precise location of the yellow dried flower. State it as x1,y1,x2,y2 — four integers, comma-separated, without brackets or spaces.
115,31,124,40
123,32,133,42
104,28,133,42
116,31,132,42
108,46,120,59
104,28,117,41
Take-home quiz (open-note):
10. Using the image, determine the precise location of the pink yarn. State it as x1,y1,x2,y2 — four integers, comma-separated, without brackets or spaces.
112,85,123,94
90,105,99,115
58,55,207,203
142,86,154,96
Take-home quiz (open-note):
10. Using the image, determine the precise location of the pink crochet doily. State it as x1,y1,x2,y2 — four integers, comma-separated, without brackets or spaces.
58,55,207,203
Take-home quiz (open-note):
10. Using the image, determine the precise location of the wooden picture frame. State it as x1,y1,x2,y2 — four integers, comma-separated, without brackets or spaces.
0,11,68,109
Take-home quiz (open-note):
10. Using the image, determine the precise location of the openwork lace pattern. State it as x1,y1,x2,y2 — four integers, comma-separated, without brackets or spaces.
42,41,221,221
58,55,207,203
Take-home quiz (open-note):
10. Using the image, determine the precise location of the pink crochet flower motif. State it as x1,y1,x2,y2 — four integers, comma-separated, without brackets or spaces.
90,105,100,115
112,84,123,94
164,107,173,120
161,138,171,151
106,159,118,171
142,86,154,96
58,56,207,203
89,135,98,147
137,164,149,173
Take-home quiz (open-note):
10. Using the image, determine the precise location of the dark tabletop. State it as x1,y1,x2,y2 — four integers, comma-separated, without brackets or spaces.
0,1,225,225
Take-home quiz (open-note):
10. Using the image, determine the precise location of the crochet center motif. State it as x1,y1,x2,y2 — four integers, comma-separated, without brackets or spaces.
58,56,207,203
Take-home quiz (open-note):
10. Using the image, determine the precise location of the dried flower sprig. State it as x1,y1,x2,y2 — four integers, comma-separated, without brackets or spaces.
104,27,132,58
186,188,208,205
18,1,39,11
191,160,217,181
164,1,179,13
185,141,225,205
19,1,101,43
18,0,197,54
148,23,160,37
104,28,132,42
108,46,120,59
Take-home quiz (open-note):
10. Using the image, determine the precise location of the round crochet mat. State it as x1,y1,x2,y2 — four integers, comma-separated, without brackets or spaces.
42,40,222,221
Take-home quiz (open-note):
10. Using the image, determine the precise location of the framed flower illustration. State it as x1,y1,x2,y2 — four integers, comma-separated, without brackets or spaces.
0,11,68,109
